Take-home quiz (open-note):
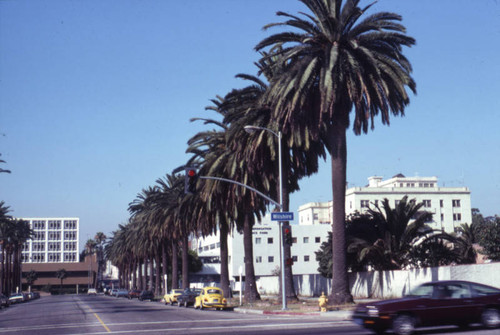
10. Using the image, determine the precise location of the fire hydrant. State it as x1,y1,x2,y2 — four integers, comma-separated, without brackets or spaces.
318,292,328,312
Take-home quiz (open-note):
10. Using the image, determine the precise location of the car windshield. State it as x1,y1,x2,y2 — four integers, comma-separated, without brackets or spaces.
206,289,221,294
406,284,434,297
472,283,500,296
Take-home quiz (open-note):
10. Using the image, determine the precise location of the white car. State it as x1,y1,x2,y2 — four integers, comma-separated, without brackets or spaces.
88,288,97,295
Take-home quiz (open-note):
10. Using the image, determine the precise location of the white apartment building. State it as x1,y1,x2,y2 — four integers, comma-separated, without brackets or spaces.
193,215,330,284
193,174,472,286
299,174,472,233
21,217,80,263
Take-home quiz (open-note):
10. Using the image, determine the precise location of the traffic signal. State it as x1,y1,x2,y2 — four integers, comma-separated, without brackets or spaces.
282,226,293,246
184,167,198,194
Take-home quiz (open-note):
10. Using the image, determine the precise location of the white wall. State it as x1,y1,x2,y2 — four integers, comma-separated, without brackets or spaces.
255,262,500,298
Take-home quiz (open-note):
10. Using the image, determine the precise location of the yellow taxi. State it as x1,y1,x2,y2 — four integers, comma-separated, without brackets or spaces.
164,289,184,305
194,287,227,310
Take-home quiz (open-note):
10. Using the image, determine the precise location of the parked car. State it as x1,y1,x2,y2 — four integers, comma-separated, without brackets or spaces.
0,294,10,308
31,291,40,299
164,289,184,305
88,288,97,295
176,288,202,308
109,288,118,296
352,280,500,335
194,287,227,310
114,289,129,298
8,293,25,304
128,289,141,299
138,290,155,301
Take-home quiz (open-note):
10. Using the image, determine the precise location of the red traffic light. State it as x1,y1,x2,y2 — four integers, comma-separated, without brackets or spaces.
187,169,196,177
284,228,290,234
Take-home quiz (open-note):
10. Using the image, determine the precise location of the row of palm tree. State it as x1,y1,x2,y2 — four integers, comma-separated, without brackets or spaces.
0,201,33,295
316,196,481,276
106,0,416,305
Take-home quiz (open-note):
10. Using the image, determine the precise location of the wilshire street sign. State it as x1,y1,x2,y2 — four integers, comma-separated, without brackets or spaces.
271,212,294,221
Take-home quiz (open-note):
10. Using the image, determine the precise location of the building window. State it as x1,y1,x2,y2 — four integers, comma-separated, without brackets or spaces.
453,213,462,221
268,256,274,263
360,200,369,208
255,237,261,244
313,213,319,220
292,237,297,244
452,199,461,208
210,244,215,250
267,237,273,244
203,246,209,251
303,237,309,243
64,220,77,229
315,237,321,243
48,220,61,230
304,255,310,262
292,256,298,262
430,183,434,187
256,256,262,263
423,200,431,208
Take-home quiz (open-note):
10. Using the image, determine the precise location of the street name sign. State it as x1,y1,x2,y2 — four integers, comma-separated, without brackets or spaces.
271,212,294,221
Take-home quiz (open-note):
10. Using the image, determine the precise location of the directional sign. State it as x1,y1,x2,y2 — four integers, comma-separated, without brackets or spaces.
271,212,294,221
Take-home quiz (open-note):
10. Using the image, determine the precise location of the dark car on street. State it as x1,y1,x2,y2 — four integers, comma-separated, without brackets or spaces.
352,280,500,335
127,289,141,299
0,294,10,308
176,288,202,308
138,290,155,301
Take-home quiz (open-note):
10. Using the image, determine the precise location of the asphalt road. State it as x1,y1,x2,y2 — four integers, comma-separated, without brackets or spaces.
0,295,498,335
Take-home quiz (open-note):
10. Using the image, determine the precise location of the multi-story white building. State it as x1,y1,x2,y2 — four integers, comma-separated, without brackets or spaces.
299,174,472,233
21,217,80,263
193,215,330,284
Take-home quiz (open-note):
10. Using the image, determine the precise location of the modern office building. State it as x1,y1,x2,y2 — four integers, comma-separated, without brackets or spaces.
20,217,80,263
298,174,472,233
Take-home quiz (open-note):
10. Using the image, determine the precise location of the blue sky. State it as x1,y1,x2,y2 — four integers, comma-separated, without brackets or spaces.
1,0,499,252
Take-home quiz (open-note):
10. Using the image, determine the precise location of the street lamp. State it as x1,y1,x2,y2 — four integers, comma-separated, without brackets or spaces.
244,125,287,310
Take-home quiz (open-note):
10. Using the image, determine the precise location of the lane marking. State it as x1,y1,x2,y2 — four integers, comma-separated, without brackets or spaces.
87,307,111,333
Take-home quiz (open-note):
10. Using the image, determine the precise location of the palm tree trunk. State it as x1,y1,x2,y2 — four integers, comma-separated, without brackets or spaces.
219,220,231,298
161,242,168,294
243,214,260,303
138,258,144,290
149,254,154,290
181,234,189,289
328,119,353,304
155,248,161,295
132,259,137,289
171,241,178,289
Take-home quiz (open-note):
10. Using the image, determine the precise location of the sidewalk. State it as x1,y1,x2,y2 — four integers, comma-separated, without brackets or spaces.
229,296,375,320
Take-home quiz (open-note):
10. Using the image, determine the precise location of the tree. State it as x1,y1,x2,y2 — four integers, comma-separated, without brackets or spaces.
477,216,500,261
256,0,416,304
94,232,107,287
56,268,68,289
25,269,38,292
0,154,11,173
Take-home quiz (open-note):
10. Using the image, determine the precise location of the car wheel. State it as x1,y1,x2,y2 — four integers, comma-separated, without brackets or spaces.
481,308,500,328
392,314,415,335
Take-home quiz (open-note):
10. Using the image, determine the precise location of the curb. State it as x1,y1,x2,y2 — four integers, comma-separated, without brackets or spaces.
233,308,352,320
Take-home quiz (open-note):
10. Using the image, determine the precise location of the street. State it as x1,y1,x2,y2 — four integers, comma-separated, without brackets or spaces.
0,295,498,335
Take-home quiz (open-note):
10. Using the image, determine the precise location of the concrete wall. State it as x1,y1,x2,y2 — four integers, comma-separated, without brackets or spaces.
255,262,500,299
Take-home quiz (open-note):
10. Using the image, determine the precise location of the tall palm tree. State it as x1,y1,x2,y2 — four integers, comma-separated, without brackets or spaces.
256,0,416,304
94,232,107,286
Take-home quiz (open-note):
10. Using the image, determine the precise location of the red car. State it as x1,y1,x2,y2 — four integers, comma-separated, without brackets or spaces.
352,280,500,335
